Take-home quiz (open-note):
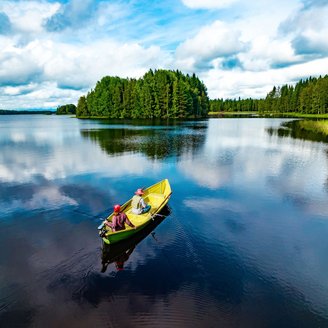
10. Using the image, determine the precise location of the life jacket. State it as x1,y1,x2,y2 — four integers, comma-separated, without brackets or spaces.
131,195,142,210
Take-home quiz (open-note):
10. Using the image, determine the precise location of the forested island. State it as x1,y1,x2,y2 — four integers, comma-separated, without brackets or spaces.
76,69,209,118
210,75,328,115
74,70,328,119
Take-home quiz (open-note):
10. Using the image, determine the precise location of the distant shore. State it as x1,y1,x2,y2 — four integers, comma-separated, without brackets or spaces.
0,110,55,115
208,111,328,119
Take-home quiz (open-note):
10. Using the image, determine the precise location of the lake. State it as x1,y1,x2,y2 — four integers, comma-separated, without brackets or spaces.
0,115,327,327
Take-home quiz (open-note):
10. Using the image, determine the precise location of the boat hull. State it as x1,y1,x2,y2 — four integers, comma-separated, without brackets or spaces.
101,179,172,244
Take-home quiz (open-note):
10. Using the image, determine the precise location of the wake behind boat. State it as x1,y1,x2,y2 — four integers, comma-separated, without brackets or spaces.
98,179,172,244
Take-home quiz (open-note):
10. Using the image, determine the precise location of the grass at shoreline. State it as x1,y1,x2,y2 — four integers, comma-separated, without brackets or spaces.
269,112,328,119
209,111,328,137
298,120,328,136
208,111,328,119
208,111,258,116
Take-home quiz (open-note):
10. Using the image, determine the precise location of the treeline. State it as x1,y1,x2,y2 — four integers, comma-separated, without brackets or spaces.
0,109,54,115
76,69,209,118
210,75,328,114
56,104,76,115
210,98,260,112
262,75,328,114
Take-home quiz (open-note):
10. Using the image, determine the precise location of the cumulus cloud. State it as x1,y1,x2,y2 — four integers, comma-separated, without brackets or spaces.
182,0,328,98
1,0,328,106
0,44,43,86
0,0,174,109
2,83,37,96
0,81,84,109
280,3,328,56
0,36,167,108
203,56,328,99
176,20,247,72
238,38,300,72
0,1,59,35
44,0,96,32
181,0,237,10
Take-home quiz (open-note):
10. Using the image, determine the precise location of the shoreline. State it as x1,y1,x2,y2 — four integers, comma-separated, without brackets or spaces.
208,111,328,119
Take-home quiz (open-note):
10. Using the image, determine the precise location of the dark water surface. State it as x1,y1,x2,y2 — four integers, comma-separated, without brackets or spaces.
0,115,328,328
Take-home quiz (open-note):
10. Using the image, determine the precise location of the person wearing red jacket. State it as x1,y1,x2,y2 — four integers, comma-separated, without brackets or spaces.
105,204,136,231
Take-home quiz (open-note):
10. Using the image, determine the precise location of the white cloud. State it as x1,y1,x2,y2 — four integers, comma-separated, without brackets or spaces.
202,56,328,99
0,82,83,109
176,20,246,71
0,37,169,108
181,0,237,9
96,2,131,27
280,4,328,55
238,38,299,72
1,0,328,107
3,83,36,96
0,45,42,86
0,1,172,109
0,0,59,34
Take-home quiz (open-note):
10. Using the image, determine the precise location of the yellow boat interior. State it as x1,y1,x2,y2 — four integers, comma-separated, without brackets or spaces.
105,179,171,233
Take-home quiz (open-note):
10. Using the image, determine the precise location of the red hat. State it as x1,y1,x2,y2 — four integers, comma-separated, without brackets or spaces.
116,262,124,271
113,204,121,213
135,188,144,195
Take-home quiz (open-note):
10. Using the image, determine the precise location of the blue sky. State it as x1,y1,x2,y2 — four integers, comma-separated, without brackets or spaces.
1,0,328,110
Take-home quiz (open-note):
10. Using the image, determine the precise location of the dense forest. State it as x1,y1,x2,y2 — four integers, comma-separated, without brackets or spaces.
56,104,76,115
210,75,328,114
76,69,209,118
209,98,260,113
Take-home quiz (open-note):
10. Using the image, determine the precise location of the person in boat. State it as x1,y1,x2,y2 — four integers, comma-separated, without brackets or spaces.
131,188,151,215
105,204,136,231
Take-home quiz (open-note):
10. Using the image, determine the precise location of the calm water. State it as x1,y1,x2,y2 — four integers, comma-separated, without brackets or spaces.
0,115,328,328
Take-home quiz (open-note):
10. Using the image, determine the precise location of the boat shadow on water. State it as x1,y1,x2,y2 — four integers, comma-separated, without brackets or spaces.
100,205,171,273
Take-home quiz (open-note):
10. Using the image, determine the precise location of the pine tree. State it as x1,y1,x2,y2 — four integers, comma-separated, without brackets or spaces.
77,96,89,117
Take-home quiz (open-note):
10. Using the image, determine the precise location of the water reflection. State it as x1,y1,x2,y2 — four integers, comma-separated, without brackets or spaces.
101,205,171,273
1,116,328,327
81,122,206,160
267,120,328,143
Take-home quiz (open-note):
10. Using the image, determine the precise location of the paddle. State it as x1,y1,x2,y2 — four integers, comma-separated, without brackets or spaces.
151,213,166,218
